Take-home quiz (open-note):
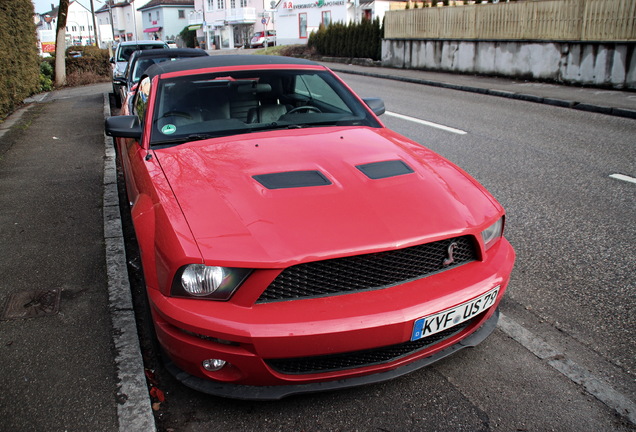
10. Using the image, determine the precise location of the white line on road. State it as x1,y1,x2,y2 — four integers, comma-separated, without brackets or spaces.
609,173,636,184
385,111,468,135
498,313,636,425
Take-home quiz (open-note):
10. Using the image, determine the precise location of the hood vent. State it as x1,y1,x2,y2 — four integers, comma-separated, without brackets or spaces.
357,160,414,180
253,170,332,190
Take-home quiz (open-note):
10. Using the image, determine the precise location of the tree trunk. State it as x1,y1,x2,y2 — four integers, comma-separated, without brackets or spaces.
55,0,69,87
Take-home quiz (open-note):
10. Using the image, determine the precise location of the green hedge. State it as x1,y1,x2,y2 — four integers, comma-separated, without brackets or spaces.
63,46,111,77
0,0,41,119
308,18,383,61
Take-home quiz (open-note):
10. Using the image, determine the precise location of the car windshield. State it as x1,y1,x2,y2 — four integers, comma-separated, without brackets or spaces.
132,57,178,83
117,44,165,62
150,69,381,147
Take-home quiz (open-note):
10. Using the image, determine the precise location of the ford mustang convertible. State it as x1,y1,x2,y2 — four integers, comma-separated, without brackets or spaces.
105,56,515,400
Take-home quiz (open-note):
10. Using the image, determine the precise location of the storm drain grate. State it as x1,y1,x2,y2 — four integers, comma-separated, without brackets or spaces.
2,289,61,320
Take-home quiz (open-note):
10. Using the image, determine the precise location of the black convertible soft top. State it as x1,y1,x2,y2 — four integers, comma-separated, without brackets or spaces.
143,55,321,80
131,48,208,60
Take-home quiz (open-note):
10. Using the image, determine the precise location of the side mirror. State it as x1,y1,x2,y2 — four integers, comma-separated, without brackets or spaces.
105,116,142,139
109,56,115,64
362,97,385,116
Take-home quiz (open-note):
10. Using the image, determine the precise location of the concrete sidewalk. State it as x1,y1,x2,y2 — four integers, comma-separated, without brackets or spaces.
0,60,633,431
0,83,153,432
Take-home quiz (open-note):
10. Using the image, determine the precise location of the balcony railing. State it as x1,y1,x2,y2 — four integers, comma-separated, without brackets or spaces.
189,11,204,25
226,7,257,24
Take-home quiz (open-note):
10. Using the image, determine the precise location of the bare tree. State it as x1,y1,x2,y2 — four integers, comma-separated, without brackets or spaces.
55,0,69,86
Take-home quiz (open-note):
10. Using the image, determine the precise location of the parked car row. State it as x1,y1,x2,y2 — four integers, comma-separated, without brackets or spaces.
105,54,515,400
110,40,169,107
113,48,208,113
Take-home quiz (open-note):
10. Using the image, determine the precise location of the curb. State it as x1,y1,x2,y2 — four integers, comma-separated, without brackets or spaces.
327,67,636,120
102,93,157,432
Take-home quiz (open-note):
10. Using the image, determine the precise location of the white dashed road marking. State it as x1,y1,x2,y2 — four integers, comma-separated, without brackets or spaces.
385,111,468,135
610,173,636,184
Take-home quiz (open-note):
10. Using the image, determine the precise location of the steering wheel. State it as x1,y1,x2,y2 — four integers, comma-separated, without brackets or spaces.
287,106,322,114
160,111,192,119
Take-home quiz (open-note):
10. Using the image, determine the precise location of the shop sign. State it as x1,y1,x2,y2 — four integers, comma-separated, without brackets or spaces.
283,0,345,9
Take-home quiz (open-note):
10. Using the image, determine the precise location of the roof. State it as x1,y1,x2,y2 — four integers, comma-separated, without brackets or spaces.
131,48,208,60
138,0,194,10
143,55,321,80
118,40,168,47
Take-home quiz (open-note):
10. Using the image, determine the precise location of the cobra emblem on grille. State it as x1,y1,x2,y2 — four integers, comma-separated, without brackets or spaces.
442,242,458,267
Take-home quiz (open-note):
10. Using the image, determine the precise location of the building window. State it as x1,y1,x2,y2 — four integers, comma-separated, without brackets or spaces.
322,11,331,27
155,11,159,20
217,0,224,10
230,0,235,8
80,25,85,31
71,25,77,31
240,0,247,6
178,10,185,18
148,13,151,21
299,13,307,38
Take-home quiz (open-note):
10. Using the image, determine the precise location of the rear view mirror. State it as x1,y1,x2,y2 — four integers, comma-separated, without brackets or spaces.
105,116,142,139
362,98,385,116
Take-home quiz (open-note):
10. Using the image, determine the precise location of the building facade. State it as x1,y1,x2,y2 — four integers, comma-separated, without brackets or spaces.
138,0,194,42
34,1,96,53
274,0,401,46
190,0,273,50
95,0,156,46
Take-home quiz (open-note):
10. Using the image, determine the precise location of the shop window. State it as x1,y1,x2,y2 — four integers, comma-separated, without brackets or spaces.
322,11,331,27
299,13,307,38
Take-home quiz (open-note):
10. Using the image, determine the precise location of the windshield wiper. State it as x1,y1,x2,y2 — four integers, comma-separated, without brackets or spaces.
151,133,218,147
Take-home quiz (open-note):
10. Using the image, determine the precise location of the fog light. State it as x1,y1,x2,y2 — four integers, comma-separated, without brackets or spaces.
202,358,227,372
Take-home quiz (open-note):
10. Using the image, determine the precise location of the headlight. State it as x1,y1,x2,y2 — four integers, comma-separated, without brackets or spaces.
171,264,251,301
481,217,504,250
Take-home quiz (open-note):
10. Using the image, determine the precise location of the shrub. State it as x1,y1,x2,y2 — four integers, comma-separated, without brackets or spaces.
0,0,41,119
39,61,53,92
179,26,197,48
308,18,383,61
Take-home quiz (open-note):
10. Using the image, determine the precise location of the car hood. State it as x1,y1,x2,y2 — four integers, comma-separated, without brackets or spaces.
155,127,501,266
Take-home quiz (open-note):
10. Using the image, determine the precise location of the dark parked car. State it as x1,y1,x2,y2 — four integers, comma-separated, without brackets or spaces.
110,40,168,107
105,55,515,400
115,48,208,114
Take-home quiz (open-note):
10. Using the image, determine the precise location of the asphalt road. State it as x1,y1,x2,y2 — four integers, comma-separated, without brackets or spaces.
118,74,636,431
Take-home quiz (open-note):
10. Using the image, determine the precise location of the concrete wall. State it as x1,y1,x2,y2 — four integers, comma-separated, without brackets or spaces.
382,39,636,89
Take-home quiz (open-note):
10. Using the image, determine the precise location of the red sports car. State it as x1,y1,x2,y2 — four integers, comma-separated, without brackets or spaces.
105,56,515,400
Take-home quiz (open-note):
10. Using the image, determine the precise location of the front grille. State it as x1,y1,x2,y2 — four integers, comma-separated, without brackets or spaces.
265,317,474,375
257,235,477,303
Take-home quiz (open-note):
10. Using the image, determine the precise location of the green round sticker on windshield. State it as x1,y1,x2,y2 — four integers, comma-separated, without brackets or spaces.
161,124,177,135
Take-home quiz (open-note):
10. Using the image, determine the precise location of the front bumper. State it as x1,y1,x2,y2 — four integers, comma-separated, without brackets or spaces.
148,237,514,398
163,309,500,400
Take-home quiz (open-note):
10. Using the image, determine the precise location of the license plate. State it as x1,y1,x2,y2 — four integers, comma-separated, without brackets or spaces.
411,286,500,341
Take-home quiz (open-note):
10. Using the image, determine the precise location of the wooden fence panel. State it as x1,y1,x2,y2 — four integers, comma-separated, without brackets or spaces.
384,0,636,41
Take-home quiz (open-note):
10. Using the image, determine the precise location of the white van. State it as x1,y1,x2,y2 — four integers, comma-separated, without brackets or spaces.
250,30,276,48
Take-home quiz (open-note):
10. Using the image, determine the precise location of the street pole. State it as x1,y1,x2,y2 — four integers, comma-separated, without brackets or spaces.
90,0,98,45
131,0,138,40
